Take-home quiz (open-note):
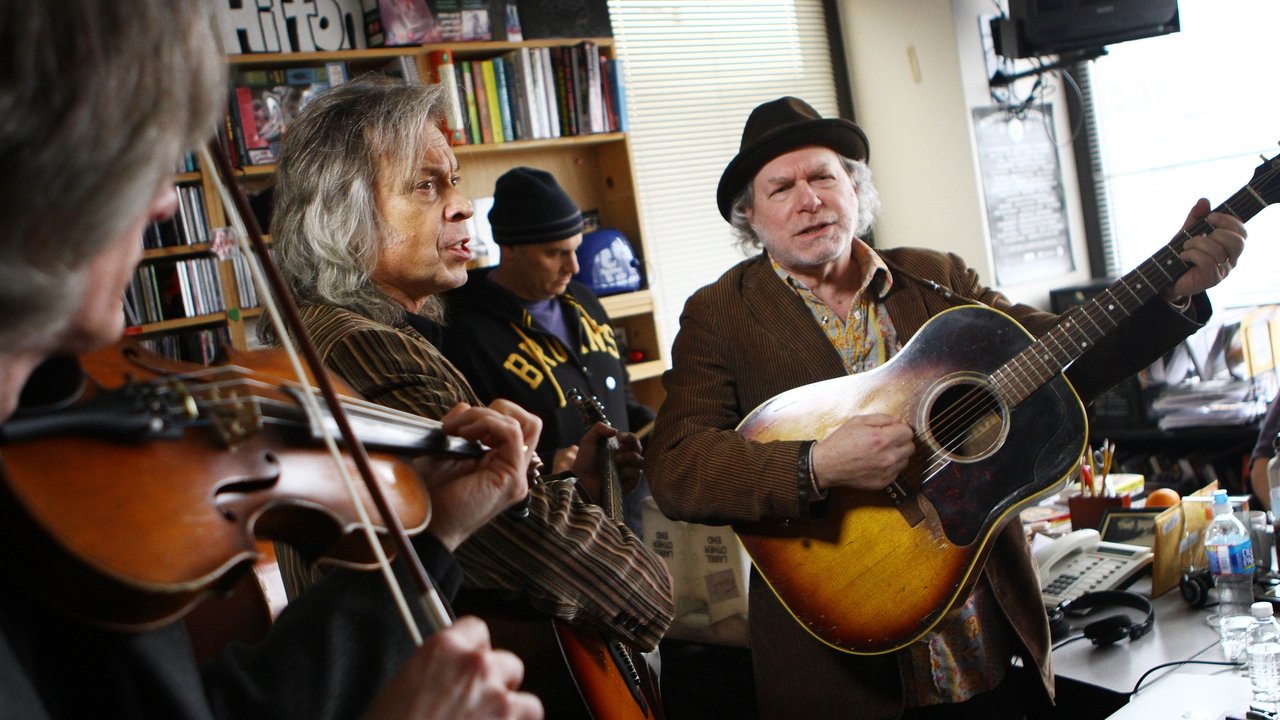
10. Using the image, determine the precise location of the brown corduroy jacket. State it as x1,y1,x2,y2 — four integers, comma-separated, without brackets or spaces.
647,247,1208,719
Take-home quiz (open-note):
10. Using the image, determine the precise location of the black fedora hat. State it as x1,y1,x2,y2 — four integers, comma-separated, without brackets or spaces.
716,97,869,221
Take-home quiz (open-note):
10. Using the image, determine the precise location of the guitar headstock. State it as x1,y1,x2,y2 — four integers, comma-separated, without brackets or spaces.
569,387,611,429
1251,149,1280,206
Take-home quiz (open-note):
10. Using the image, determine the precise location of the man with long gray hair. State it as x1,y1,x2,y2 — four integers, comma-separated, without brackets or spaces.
267,77,673,716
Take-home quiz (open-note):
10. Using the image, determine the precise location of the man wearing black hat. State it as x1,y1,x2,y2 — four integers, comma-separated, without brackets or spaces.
644,96,1246,717
441,167,655,527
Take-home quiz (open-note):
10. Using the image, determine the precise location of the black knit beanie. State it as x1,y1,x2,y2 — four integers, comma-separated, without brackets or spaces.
488,167,584,246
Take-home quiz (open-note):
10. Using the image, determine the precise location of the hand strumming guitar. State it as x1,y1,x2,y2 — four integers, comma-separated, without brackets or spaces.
810,413,915,494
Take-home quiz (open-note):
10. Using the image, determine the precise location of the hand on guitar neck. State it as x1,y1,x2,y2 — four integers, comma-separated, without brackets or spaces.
1159,197,1247,305
567,422,645,507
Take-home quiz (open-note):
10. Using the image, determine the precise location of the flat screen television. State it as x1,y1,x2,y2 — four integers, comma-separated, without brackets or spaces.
994,0,1180,59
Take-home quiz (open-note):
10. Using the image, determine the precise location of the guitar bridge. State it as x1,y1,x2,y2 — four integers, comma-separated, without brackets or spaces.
884,482,926,527
884,481,910,504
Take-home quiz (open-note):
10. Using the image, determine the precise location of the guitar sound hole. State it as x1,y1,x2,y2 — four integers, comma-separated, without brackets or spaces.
923,379,1007,463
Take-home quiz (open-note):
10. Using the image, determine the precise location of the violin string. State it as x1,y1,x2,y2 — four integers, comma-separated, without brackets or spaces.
200,147,430,645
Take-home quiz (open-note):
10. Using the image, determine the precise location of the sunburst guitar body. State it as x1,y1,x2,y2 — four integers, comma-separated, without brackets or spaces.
737,305,1084,654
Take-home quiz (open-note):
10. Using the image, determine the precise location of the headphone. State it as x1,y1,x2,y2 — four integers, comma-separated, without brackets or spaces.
1052,590,1155,646
1180,567,1215,609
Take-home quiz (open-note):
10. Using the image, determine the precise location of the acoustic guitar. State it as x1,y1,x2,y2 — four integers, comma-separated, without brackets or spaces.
735,153,1280,655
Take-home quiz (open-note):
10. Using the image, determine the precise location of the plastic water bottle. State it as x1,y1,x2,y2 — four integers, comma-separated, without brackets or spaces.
1205,489,1255,662
1248,601,1280,715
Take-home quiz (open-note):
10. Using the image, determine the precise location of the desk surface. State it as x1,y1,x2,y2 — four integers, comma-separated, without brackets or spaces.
1051,577,1253,717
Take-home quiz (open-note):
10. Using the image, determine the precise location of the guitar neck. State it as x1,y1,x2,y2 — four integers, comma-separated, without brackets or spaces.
598,437,624,523
995,162,1278,407
571,388,625,523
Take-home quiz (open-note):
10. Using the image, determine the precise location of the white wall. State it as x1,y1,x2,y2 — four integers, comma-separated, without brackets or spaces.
835,0,1095,308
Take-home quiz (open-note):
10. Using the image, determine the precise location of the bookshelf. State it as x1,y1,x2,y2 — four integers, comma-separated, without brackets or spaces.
134,38,664,406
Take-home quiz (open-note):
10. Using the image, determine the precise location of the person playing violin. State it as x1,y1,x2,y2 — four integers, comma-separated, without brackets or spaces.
643,97,1247,718
262,77,674,709
0,2,542,718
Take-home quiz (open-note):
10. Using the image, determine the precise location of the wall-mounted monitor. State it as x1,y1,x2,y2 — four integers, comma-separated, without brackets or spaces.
993,0,1180,59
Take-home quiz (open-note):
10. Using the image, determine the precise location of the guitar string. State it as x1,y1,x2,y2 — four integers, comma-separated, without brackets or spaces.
900,160,1280,496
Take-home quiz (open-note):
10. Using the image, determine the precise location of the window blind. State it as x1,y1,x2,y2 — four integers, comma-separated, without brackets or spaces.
608,0,842,359
1085,0,1280,311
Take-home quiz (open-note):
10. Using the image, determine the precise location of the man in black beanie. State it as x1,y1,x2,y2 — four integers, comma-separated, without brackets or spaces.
441,167,655,531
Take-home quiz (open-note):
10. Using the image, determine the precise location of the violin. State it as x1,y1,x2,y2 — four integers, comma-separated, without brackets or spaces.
0,337,483,631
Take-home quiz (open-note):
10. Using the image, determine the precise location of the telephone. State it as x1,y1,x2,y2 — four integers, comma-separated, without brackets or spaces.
1036,529,1154,607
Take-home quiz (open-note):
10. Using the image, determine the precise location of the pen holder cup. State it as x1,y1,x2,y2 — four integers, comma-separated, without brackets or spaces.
1068,494,1130,532
1239,509,1273,575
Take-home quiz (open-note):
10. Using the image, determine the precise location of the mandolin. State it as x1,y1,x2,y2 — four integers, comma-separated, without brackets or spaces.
558,388,663,720
736,152,1280,655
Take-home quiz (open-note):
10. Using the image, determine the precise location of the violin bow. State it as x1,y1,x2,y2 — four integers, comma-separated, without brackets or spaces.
200,139,448,644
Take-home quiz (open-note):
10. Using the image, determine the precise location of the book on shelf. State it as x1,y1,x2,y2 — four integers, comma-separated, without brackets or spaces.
577,40,604,133
427,50,468,145
467,60,494,144
382,55,421,84
551,47,577,136
489,1,522,41
458,60,482,145
490,58,516,142
605,55,628,132
515,47,546,139
480,60,505,143
228,65,347,166
137,327,231,366
372,0,443,46
433,0,463,41
143,185,210,248
501,50,536,140
460,0,492,41
537,48,561,137
127,257,228,325
515,0,612,40
599,55,617,133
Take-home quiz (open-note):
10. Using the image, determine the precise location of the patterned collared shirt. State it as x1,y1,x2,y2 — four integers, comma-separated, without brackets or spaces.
771,239,898,374
774,240,1010,706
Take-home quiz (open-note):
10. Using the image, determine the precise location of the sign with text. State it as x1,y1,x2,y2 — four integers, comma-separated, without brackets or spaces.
973,104,1074,286
216,0,369,54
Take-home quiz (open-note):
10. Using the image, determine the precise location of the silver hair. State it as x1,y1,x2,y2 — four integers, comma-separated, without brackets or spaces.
0,0,224,350
727,156,882,252
265,77,451,343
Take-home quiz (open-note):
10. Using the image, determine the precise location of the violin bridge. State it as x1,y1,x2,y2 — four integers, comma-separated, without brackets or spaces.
197,385,262,448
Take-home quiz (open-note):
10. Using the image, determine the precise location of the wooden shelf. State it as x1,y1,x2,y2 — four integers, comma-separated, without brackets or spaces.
232,133,627,177
600,289,654,319
127,312,227,335
453,133,626,155
224,38,614,67
141,242,212,260
625,359,666,383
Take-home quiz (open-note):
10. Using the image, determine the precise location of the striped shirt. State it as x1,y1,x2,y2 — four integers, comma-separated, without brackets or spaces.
279,303,673,651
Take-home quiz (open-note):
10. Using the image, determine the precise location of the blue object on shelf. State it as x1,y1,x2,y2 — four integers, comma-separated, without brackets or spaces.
574,228,641,296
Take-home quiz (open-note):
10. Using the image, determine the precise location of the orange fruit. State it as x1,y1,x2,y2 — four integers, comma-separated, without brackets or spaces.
1144,487,1181,508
